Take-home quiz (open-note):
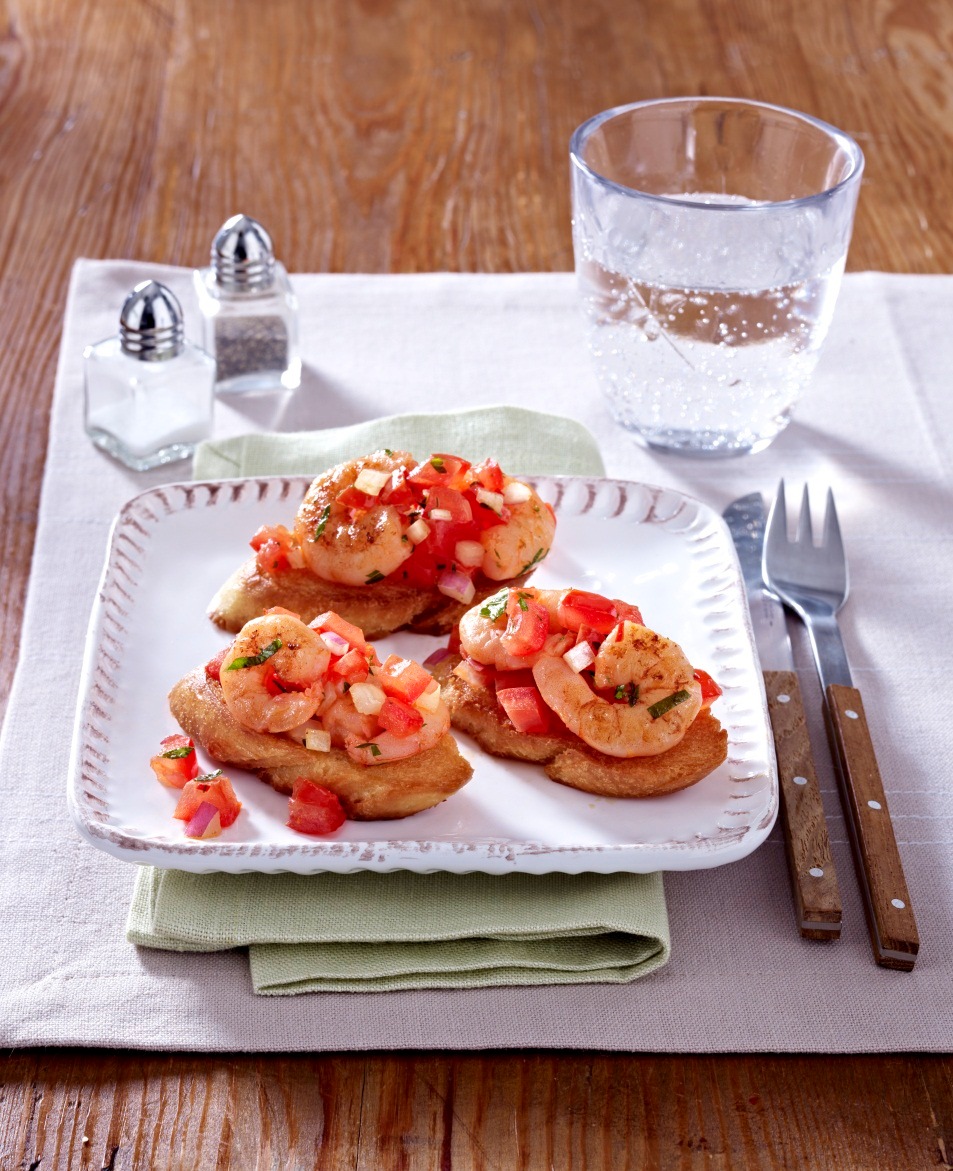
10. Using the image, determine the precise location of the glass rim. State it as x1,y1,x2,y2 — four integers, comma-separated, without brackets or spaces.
569,96,865,211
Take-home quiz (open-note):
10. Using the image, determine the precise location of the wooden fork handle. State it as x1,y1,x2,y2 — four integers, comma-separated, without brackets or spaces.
825,684,919,970
764,671,841,940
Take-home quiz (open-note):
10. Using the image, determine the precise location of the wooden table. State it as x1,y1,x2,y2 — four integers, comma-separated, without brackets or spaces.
1,1,950,1166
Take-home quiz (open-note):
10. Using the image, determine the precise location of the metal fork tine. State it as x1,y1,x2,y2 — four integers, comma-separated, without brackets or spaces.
822,487,849,598
765,479,788,551
796,483,813,545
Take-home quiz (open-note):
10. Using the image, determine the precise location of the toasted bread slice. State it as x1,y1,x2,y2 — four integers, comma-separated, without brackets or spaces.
169,667,473,820
432,655,727,798
208,561,529,638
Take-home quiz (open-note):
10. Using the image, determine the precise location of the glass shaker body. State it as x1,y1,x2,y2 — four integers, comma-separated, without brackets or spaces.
194,262,301,393
84,338,215,472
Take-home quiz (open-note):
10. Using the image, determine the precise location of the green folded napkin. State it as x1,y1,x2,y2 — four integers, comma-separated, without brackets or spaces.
193,404,606,480
129,406,671,994
127,868,670,994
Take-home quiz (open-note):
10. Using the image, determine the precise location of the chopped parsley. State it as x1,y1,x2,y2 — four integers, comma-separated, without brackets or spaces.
384,448,393,456
518,548,547,575
226,638,282,670
615,683,639,706
195,770,223,783
517,593,529,612
160,745,194,759
479,587,510,622
430,456,446,473
356,741,382,757
366,569,385,584
648,690,691,720
312,504,331,541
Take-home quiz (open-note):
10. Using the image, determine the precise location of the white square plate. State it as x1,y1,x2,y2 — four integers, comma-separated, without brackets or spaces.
69,475,777,874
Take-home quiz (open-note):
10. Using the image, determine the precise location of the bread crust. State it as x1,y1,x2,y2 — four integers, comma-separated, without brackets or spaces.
169,666,473,820
432,655,728,798
208,559,528,638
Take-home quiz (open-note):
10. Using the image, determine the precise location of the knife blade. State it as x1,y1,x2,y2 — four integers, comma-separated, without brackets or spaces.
724,493,842,939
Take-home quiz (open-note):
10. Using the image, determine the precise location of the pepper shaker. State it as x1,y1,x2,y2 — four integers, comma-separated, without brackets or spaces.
193,214,301,393
84,281,215,471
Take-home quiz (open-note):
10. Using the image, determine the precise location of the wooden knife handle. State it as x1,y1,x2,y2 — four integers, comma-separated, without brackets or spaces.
826,684,919,971
764,670,842,940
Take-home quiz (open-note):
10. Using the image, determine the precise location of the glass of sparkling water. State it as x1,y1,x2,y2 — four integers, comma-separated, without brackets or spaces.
570,98,864,456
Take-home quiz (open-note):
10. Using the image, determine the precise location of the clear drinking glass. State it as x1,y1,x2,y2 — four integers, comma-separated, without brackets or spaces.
570,97,864,456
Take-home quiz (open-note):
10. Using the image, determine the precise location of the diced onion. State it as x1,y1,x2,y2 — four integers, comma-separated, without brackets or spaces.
286,544,306,570
354,468,389,497
320,631,350,657
423,646,452,667
475,487,505,515
304,729,332,752
454,540,485,568
563,641,596,673
438,568,476,605
349,681,386,715
429,508,453,522
406,518,431,544
503,480,532,505
414,680,442,713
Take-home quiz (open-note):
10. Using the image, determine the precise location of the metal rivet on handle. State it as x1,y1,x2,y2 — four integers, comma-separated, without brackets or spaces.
891,899,905,909
793,775,807,786
809,867,824,878
845,709,859,719
868,800,882,810
777,694,790,704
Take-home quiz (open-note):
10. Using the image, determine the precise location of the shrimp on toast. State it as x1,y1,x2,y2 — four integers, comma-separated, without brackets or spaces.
437,586,727,797
208,450,556,636
170,608,472,820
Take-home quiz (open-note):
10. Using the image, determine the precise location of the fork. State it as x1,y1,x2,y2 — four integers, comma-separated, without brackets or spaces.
763,482,919,971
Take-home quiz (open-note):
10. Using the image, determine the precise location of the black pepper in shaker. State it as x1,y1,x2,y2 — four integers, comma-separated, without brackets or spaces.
194,214,301,393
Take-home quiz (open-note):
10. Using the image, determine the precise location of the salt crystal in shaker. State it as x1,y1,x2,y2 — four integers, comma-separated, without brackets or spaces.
84,281,215,472
193,214,301,393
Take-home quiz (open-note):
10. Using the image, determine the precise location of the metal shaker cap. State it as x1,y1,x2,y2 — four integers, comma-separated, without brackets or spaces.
211,214,276,292
119,281,185,361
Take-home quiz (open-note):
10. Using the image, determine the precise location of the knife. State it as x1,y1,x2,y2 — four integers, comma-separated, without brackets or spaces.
724,494,842,939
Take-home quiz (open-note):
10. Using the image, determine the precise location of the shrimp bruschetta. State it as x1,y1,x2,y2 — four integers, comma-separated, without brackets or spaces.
169,608,473,820
208,450,556,637
432,587,727,798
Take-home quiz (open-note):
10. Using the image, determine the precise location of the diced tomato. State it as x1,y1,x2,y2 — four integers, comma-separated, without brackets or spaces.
470,458,504,494
468,490,509,530
378,654,433,702
309,610,367,649
447,625,462,654
613,599,645,625
174,774,242,828
395,520,468,587
150,734,200,789
494,668,536,692
205,648,228,683
558,589,620,635
380,468,417,509
694,668,723,707
329,647,371,684
250,525,296,574
500,592,550,658
426,485,473,525
377,696,425,738
337,485,370,510
408,453,472,490
496,686,551,734
287,778,346,836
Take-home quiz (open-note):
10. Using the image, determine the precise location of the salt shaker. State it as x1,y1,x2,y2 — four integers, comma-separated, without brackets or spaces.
84,281,215,472
193,214,301,393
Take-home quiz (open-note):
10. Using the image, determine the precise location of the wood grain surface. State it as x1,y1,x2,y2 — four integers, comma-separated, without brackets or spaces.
2,0,953,1165
764,670,842,940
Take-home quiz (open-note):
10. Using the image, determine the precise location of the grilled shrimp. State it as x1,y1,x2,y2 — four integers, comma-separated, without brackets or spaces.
480,492,556,581
458,587,565,669
294,450,415,586
532,621,702,758
219,612,330,734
